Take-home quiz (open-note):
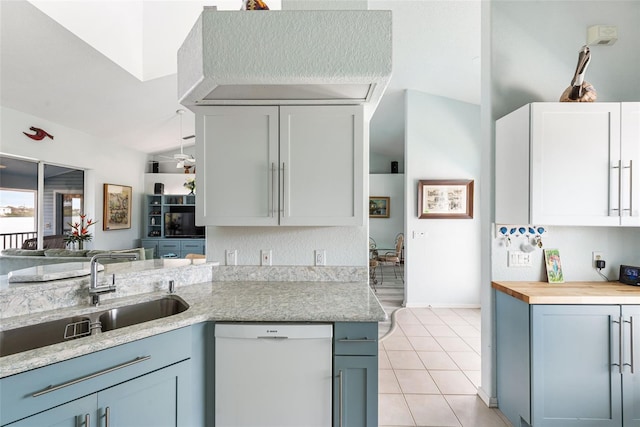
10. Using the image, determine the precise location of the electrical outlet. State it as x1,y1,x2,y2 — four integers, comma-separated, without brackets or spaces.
508,250,533,267
261,249,272,266
225,249,237,266
315,250,326,266
592,251,603,268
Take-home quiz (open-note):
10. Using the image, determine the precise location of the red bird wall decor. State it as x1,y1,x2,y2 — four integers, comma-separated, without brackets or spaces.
23,126,54,141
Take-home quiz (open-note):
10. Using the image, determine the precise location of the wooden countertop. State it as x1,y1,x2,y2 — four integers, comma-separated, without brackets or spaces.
492,280,640,304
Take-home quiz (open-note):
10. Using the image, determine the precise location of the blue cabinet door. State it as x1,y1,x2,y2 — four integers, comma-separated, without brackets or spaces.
96,360,191,427
333,355,377,427
7,395,96,427
623,305,640,427
531,305,622,427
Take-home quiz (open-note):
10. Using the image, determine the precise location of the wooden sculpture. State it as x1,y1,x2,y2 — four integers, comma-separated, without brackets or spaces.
560,45,597,102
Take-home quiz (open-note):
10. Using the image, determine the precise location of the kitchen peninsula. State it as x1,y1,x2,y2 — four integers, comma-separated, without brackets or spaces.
493,281,640,427
0,261,385,426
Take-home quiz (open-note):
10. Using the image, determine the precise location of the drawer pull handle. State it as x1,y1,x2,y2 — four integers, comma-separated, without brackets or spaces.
32,356,151,397
338,369,344,427
338,338,377,343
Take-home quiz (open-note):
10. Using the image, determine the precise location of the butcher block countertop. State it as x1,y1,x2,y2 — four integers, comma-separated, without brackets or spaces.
492,280,640,305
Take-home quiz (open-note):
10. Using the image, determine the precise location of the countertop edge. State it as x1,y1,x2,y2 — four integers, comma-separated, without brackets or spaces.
492,280,640,305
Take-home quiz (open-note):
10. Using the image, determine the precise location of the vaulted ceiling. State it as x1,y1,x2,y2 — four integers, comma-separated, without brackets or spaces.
0,0,480,161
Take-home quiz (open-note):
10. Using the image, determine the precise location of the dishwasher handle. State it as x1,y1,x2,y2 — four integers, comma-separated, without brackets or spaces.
257,336,289,340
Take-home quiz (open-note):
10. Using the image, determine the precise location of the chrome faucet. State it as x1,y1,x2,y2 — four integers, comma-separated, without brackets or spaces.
89,253,138,306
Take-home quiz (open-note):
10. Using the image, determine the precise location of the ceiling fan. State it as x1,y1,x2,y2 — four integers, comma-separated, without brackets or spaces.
152,109,196,170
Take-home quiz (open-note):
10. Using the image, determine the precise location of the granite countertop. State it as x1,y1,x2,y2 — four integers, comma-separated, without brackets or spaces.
492,280,640,304
1,279,385,378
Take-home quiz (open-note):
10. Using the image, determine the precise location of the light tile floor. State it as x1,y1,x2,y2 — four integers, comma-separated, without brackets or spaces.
378,306,512,427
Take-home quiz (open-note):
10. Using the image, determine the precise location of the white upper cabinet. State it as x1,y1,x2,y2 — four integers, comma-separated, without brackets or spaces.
496,102,639,226
194,105,364,226
621,102,640,226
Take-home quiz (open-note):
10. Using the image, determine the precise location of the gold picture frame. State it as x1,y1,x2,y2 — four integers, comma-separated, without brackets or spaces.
369,196,390,218
418,179,474,219
103,183,132,230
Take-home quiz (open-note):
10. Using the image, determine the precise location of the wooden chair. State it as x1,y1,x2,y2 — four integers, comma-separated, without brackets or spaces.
375,233,404,284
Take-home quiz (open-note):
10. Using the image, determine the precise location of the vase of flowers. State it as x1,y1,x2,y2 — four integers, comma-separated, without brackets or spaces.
64,214,96,250
184,177,196,195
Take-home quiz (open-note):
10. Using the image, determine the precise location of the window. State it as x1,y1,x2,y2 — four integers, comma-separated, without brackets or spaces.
0,156,84,249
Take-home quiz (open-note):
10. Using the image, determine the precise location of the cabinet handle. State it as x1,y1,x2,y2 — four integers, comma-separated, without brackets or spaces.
338,338,377,343
77,414,89,427
31,356,151,397
282,162,286,217
611,161,622,216
271,162,276,218
613,317,623,374
105,406,111,427
626,316,636,374
338,369,344,427
623,160,633,215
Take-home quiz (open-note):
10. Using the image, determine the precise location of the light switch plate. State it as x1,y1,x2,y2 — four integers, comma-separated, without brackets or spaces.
508,250,532,267
226,249,237,266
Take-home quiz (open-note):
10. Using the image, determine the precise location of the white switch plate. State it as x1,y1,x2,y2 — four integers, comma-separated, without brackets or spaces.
508,250,533,267
261,249,272,266
225,249,237,266
315,250,326,266
413,231,427,239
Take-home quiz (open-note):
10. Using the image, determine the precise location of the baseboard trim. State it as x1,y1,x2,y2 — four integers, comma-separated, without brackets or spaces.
477,386,498,407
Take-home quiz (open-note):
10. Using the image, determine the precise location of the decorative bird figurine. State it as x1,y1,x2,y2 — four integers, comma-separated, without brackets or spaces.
242,0,269,10
23,126,54,141
560,45,597,102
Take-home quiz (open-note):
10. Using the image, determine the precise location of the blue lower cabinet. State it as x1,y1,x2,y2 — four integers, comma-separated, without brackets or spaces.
333,356,378,427
497,292,640,427
7,362,189,427
333,322,378,427
1,328,191,427
531,305,622,427
96,360,191,427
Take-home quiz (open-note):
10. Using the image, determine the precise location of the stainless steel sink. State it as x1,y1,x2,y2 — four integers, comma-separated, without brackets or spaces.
0,316,91,357
0,296,189,357
98,296,188,332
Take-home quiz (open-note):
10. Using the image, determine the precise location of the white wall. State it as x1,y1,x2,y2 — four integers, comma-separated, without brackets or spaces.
404,90,481,307
0,106,148,250
369,174,404,249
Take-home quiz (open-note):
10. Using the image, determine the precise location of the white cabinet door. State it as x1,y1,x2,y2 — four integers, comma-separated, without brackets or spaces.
195,105,364,227
280,106,364,226
530,103,621,226
621,103,640,226
195,106,279,226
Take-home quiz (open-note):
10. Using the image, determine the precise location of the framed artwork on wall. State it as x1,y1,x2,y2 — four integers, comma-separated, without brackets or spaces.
418,179,474,219
103,183,132,230
369,196,390,218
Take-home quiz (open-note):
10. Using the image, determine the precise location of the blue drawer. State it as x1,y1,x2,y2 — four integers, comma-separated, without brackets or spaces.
334,322,378,356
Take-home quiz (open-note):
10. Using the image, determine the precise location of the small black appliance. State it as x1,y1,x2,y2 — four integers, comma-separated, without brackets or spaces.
619,265,640,286
154,183,164,195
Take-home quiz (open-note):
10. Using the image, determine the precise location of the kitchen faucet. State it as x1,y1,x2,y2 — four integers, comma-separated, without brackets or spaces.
89,253,138,306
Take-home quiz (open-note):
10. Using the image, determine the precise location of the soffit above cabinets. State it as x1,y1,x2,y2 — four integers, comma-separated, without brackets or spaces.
177,9,392,108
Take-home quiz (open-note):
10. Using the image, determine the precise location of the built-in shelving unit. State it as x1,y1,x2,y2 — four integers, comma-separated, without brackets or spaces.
141,194,205,259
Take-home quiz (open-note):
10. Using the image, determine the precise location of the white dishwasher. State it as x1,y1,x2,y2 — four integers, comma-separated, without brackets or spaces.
215,323,333,427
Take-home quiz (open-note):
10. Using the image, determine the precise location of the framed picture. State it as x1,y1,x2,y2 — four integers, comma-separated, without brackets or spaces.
369,197,390,218
103,183,132,230
544,249,565,284
418,179,474,219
